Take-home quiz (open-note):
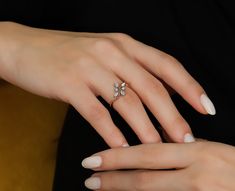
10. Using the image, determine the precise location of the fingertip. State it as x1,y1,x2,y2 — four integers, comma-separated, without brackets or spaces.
84,176,101,190
163,121,195,143
122,143,130,147
102,129,129,148
81,155,102,169
183,133,196,143
200,93,216,115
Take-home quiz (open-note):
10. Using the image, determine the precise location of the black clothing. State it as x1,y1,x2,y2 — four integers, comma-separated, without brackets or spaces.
1,1,235,190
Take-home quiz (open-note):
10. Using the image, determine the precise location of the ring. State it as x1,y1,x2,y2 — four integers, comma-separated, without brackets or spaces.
110,82,127,107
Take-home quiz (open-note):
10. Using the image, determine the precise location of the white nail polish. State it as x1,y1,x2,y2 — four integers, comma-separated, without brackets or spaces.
85,177,101,190
122,143,130,147
200,94,216,115
81,156,102,169
184,133,195,143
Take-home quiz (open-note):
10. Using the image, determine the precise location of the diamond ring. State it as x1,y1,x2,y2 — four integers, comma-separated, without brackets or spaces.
110,82,127,107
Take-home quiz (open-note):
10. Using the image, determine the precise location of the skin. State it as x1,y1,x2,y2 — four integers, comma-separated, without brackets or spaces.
0,21,208,147
87,142,235,191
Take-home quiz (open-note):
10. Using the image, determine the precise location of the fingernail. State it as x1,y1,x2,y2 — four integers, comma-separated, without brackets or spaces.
200,94,216,115
81,156,102,169
122,143,130,147
184,133,195,143
85,177,101,190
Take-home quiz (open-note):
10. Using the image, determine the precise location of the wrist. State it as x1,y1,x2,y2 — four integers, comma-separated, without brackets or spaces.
0,22,71,81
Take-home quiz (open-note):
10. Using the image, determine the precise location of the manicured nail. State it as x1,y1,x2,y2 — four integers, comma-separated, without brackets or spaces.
85,177,101,190
200,94,216,115
81,156,102,169
184,133,195,143
122,143,130,147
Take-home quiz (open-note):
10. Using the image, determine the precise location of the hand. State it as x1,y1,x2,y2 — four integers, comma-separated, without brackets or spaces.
82,142,235,190
0,22,215,147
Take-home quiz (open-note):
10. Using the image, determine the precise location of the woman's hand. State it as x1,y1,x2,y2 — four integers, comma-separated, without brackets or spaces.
82,142,235,190
0,22,215,147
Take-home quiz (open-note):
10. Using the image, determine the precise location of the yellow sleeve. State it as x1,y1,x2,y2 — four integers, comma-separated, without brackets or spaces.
0,81,68,191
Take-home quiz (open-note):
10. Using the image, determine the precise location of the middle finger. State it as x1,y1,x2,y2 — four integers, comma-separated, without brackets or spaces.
96,46,194,143
87,62,161,143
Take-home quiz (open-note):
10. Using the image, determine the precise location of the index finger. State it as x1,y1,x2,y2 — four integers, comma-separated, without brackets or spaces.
81,143,198,171
111,34,216,115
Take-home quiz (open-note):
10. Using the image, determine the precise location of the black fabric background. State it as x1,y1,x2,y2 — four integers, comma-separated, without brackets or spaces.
1,1,235,190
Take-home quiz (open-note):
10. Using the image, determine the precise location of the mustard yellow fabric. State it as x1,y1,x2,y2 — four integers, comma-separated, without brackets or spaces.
0,80,68,191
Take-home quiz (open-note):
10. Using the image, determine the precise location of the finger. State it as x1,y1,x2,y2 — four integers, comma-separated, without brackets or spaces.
68,84,128,148
162,129,174,143
98,50,193,143
82,143,197,170
85,170,184,191
112,87,162,143
196,138,208,142
87,62,161,143
114,35,216,115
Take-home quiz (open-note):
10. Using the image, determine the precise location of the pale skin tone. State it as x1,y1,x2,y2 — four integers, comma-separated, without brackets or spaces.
83,142,235,191
1,21,226,190
0,21,212,147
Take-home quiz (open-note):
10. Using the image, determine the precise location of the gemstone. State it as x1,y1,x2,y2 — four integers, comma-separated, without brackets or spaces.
114,82,119,88
121,82,126,87
121,86,126,90
114,87,119,92
114,92,119,97
120,90,126,96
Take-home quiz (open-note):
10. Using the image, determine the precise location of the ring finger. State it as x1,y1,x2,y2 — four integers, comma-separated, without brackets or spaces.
87,62,161,144
97,51,193,143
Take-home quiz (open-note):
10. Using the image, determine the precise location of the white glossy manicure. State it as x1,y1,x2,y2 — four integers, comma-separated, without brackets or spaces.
122,143,130,147
85,177,101,190
81,156,102,169
200,94,216,115
184,133,195,143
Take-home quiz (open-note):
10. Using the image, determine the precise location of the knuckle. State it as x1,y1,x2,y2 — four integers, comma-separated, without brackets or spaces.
138,145,159,167
54,54,95,80
152,81,167,95
159,54,183,74
183,78,198,90
166,55,181,65
143,77,168,98
56,70,85,102
161,54,180,66
88,104,108,122
171,115,188,129
133,172,149,191
119,89,140,106
60,82,85,104
112,32,132,41
77,55,96,67
106,153,119,168
93,37,119,54
63,55,97,84
105,128,124,145
142,128,161,143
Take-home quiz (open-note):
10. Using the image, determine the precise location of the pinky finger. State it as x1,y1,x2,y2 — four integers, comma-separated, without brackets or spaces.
68,84,128,148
